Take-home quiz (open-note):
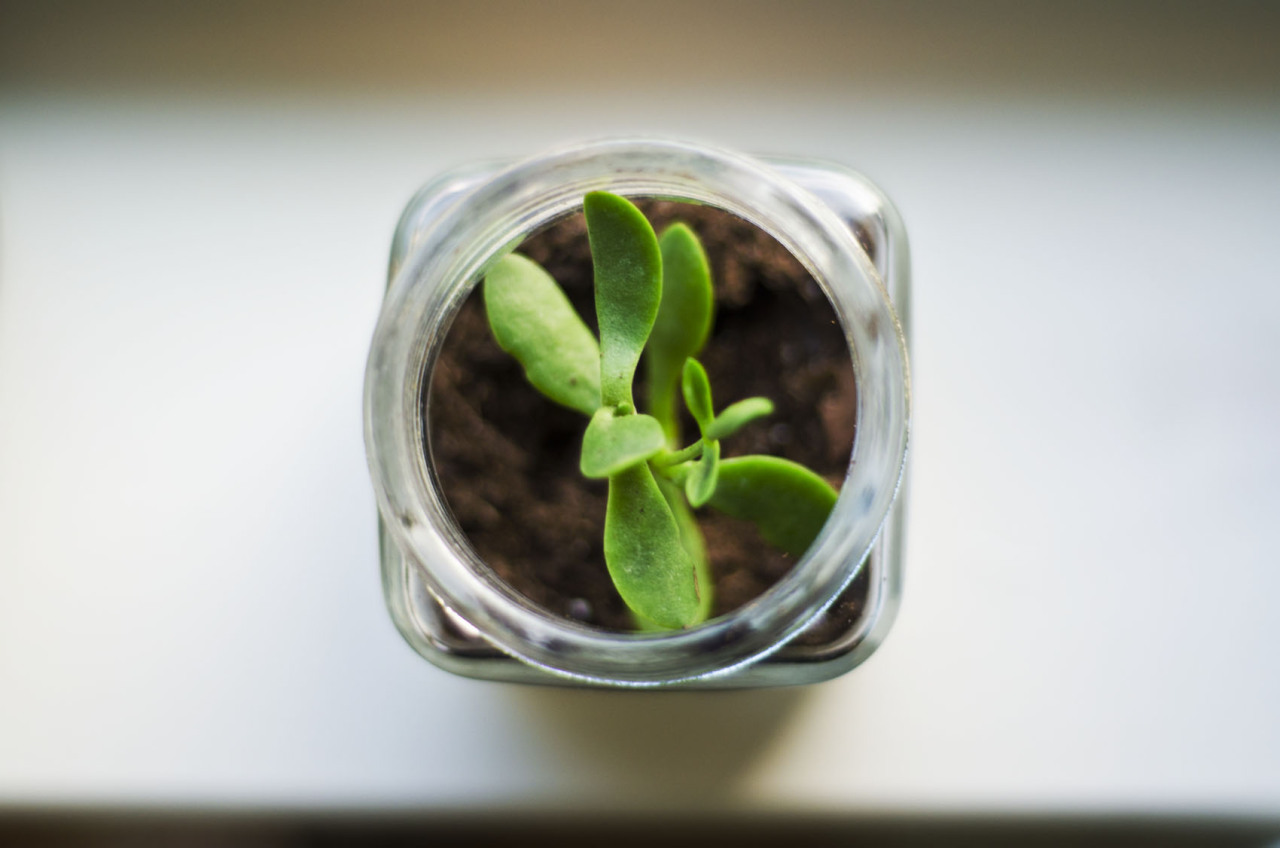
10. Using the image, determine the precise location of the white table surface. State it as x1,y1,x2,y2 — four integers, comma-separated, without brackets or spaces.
1,2,1278,819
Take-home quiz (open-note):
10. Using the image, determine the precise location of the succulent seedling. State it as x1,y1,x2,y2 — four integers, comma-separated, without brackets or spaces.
483,192,839,629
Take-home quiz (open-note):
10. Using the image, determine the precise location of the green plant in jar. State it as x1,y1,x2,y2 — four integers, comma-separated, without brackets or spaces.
483,192,837,628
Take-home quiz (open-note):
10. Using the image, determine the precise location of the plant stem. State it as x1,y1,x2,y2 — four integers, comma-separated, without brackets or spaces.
650,440,704,468
646,360,681,446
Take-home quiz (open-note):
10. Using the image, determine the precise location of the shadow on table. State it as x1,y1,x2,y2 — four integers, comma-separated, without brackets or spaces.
2,814,1278,847
513,684,807,802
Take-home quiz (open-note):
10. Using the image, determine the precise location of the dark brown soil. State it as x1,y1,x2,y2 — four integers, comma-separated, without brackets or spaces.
426,200,866,635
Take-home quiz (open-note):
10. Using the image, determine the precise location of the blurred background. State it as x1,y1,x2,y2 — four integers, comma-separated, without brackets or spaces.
1,1,1278,844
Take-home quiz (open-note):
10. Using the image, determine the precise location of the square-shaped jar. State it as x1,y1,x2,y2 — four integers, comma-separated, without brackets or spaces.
365,139,911,688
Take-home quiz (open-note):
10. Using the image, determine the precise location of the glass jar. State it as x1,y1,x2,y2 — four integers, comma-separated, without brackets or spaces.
364,138,911,688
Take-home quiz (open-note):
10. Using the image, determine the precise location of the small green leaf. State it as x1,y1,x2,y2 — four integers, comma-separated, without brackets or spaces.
646,223,713,440
681,358,714,433
684,439,720,508
483,253,601,416
580,408,666,479
708,456,838,558
604,464,702,629
585,191,662,409
705,397,774,441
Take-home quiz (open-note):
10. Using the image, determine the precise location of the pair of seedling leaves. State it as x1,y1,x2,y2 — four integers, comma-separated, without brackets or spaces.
484,192,837,630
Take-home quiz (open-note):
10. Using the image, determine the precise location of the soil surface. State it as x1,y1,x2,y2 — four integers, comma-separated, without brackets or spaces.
427,201,867,638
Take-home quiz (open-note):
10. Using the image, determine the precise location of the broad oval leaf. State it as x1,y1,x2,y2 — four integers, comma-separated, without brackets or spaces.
585,191,663,408
684,439,720,508
646,223,713,440
580,408,666,479
681,357,715,432
705,397,774,441
483,253,601,415
605,464,702,629
708,456,838,558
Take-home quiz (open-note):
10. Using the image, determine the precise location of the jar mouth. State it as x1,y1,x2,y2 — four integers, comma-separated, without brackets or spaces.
364,137,910,685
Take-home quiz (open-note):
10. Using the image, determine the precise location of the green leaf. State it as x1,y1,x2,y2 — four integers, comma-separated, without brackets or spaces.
580,408,666,479
585,191,662,409
646,223,714,440
705,397,774,441
684,439,720,508
657,478,713,624
604,464,702,629
681,358,714,433
483,253,601,416
708,456,838,558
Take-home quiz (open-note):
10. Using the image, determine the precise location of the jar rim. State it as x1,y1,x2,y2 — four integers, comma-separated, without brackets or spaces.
364,137,910,685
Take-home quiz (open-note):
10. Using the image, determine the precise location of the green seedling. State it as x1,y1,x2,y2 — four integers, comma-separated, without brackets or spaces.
483,192,839,629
